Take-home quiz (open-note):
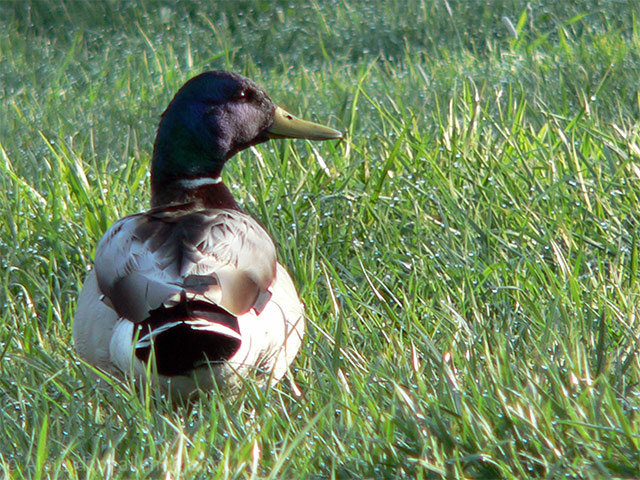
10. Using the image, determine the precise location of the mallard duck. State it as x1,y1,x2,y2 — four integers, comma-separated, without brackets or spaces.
73,71,341,397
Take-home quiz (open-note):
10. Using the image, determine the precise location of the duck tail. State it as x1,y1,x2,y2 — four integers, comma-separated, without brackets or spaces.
134,302,241,376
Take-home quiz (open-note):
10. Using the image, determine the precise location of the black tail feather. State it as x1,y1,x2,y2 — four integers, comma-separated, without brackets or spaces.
134,302,241,376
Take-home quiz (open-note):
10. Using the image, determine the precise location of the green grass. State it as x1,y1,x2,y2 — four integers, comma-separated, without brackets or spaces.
1,0,640,478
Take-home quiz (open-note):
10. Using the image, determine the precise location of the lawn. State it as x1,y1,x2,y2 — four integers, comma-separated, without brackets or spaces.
1,0,640,478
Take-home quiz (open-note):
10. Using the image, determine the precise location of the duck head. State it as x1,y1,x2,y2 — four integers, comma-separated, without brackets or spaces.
151,71,342,198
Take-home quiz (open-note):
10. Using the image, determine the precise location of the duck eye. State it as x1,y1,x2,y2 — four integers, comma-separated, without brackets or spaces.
236,89,248,101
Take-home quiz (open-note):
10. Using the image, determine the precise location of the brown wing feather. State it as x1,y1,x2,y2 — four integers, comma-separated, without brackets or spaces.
94,207,277,322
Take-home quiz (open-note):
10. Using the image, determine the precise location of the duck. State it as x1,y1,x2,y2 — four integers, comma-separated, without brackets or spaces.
73,71,342,397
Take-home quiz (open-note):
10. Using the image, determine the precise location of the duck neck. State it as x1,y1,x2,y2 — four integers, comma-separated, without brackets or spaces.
150,175,242,210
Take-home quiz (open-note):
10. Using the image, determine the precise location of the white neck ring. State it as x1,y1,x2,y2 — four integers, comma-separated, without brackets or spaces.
177,176,222,189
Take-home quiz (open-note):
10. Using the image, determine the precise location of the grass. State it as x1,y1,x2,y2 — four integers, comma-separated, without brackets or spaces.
1,0,640,477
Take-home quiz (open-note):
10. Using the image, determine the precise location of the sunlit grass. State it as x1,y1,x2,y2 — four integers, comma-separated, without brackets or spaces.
1,0,640,478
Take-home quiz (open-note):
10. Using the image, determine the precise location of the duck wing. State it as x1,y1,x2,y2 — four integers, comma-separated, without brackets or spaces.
94,206,278,323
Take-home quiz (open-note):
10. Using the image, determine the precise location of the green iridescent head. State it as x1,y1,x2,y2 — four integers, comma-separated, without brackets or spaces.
151,71,342,195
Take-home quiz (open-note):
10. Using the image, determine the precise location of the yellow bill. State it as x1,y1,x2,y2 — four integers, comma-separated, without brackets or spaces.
267,106,342,140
